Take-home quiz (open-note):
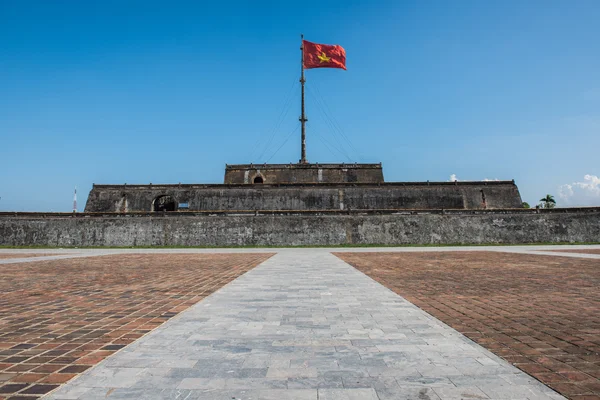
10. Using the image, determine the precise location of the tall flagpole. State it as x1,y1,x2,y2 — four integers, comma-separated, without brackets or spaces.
299,34,307,164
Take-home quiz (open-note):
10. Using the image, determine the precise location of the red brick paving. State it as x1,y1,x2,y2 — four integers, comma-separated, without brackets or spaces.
0,253,273,399
336,251,600,400
0,254,67,260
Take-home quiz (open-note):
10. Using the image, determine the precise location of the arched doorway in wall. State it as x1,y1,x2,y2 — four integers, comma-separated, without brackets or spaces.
253,176,264,184
152,195,177,212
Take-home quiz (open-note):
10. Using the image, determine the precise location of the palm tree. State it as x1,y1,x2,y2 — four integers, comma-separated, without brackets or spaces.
539,194,556,209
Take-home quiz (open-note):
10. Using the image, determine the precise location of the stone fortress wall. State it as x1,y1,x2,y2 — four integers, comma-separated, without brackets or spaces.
84,181,523,213
5,162,595,247
1,208,598,247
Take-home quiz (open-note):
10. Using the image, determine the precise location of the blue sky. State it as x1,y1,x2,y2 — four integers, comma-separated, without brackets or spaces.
1,0,599,211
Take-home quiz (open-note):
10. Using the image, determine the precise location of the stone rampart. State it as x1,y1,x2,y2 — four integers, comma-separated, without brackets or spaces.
84,181,523,212
1,208,598,247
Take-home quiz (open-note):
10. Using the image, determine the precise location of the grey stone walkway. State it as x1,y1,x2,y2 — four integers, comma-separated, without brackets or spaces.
45,251,564,399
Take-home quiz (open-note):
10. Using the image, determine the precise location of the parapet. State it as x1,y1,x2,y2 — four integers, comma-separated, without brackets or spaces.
224,163,384,184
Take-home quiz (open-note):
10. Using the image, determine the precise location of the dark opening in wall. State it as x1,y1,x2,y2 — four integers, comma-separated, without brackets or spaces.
152,195,177,212
253,176,264,184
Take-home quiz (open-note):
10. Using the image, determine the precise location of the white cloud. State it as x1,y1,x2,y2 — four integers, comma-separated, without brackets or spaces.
558,174,600,207
448,174,499,182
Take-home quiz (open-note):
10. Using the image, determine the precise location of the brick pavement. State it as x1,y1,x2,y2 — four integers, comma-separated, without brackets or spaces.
0,253,272,399
336,251,600,400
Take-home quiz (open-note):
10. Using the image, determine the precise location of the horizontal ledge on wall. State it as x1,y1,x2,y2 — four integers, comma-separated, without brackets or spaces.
1,207,599,219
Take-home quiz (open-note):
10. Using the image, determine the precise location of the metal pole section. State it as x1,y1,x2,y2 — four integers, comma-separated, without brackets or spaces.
299,34,307,164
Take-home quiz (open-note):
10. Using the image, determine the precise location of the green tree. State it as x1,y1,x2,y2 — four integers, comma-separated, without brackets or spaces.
522,202,530,209
539,194,556,209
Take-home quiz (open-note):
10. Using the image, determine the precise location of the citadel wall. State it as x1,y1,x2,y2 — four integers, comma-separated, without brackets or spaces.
1,208,598,247
84,181,523,212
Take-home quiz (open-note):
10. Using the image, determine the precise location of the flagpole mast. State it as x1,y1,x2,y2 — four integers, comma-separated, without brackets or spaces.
300,34,307,164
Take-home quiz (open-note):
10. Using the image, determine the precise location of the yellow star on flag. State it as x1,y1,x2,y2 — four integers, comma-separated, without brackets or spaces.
317,51,331,63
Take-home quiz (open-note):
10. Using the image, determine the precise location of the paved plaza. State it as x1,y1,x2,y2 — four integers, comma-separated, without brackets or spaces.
337,251,600,399
0,253,272,399
0,246,598,399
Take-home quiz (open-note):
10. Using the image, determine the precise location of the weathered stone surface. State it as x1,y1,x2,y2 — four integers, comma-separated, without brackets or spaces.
0,209,598,247
224,163,384,184
84,181,522,212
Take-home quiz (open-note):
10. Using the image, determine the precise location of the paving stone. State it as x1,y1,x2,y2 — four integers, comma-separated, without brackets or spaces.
257,389,317,399
340,376,398,389
0,383,30,393
317,388,379,400
225,378,288,390
43,385,90,399
187,389,260,400
286,376,344,389
177,378,227,390
433,385,490,399
376,386,441,400
44,251,564,399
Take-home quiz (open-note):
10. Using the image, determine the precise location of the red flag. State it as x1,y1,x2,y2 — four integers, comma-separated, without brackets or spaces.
303,40,346,70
